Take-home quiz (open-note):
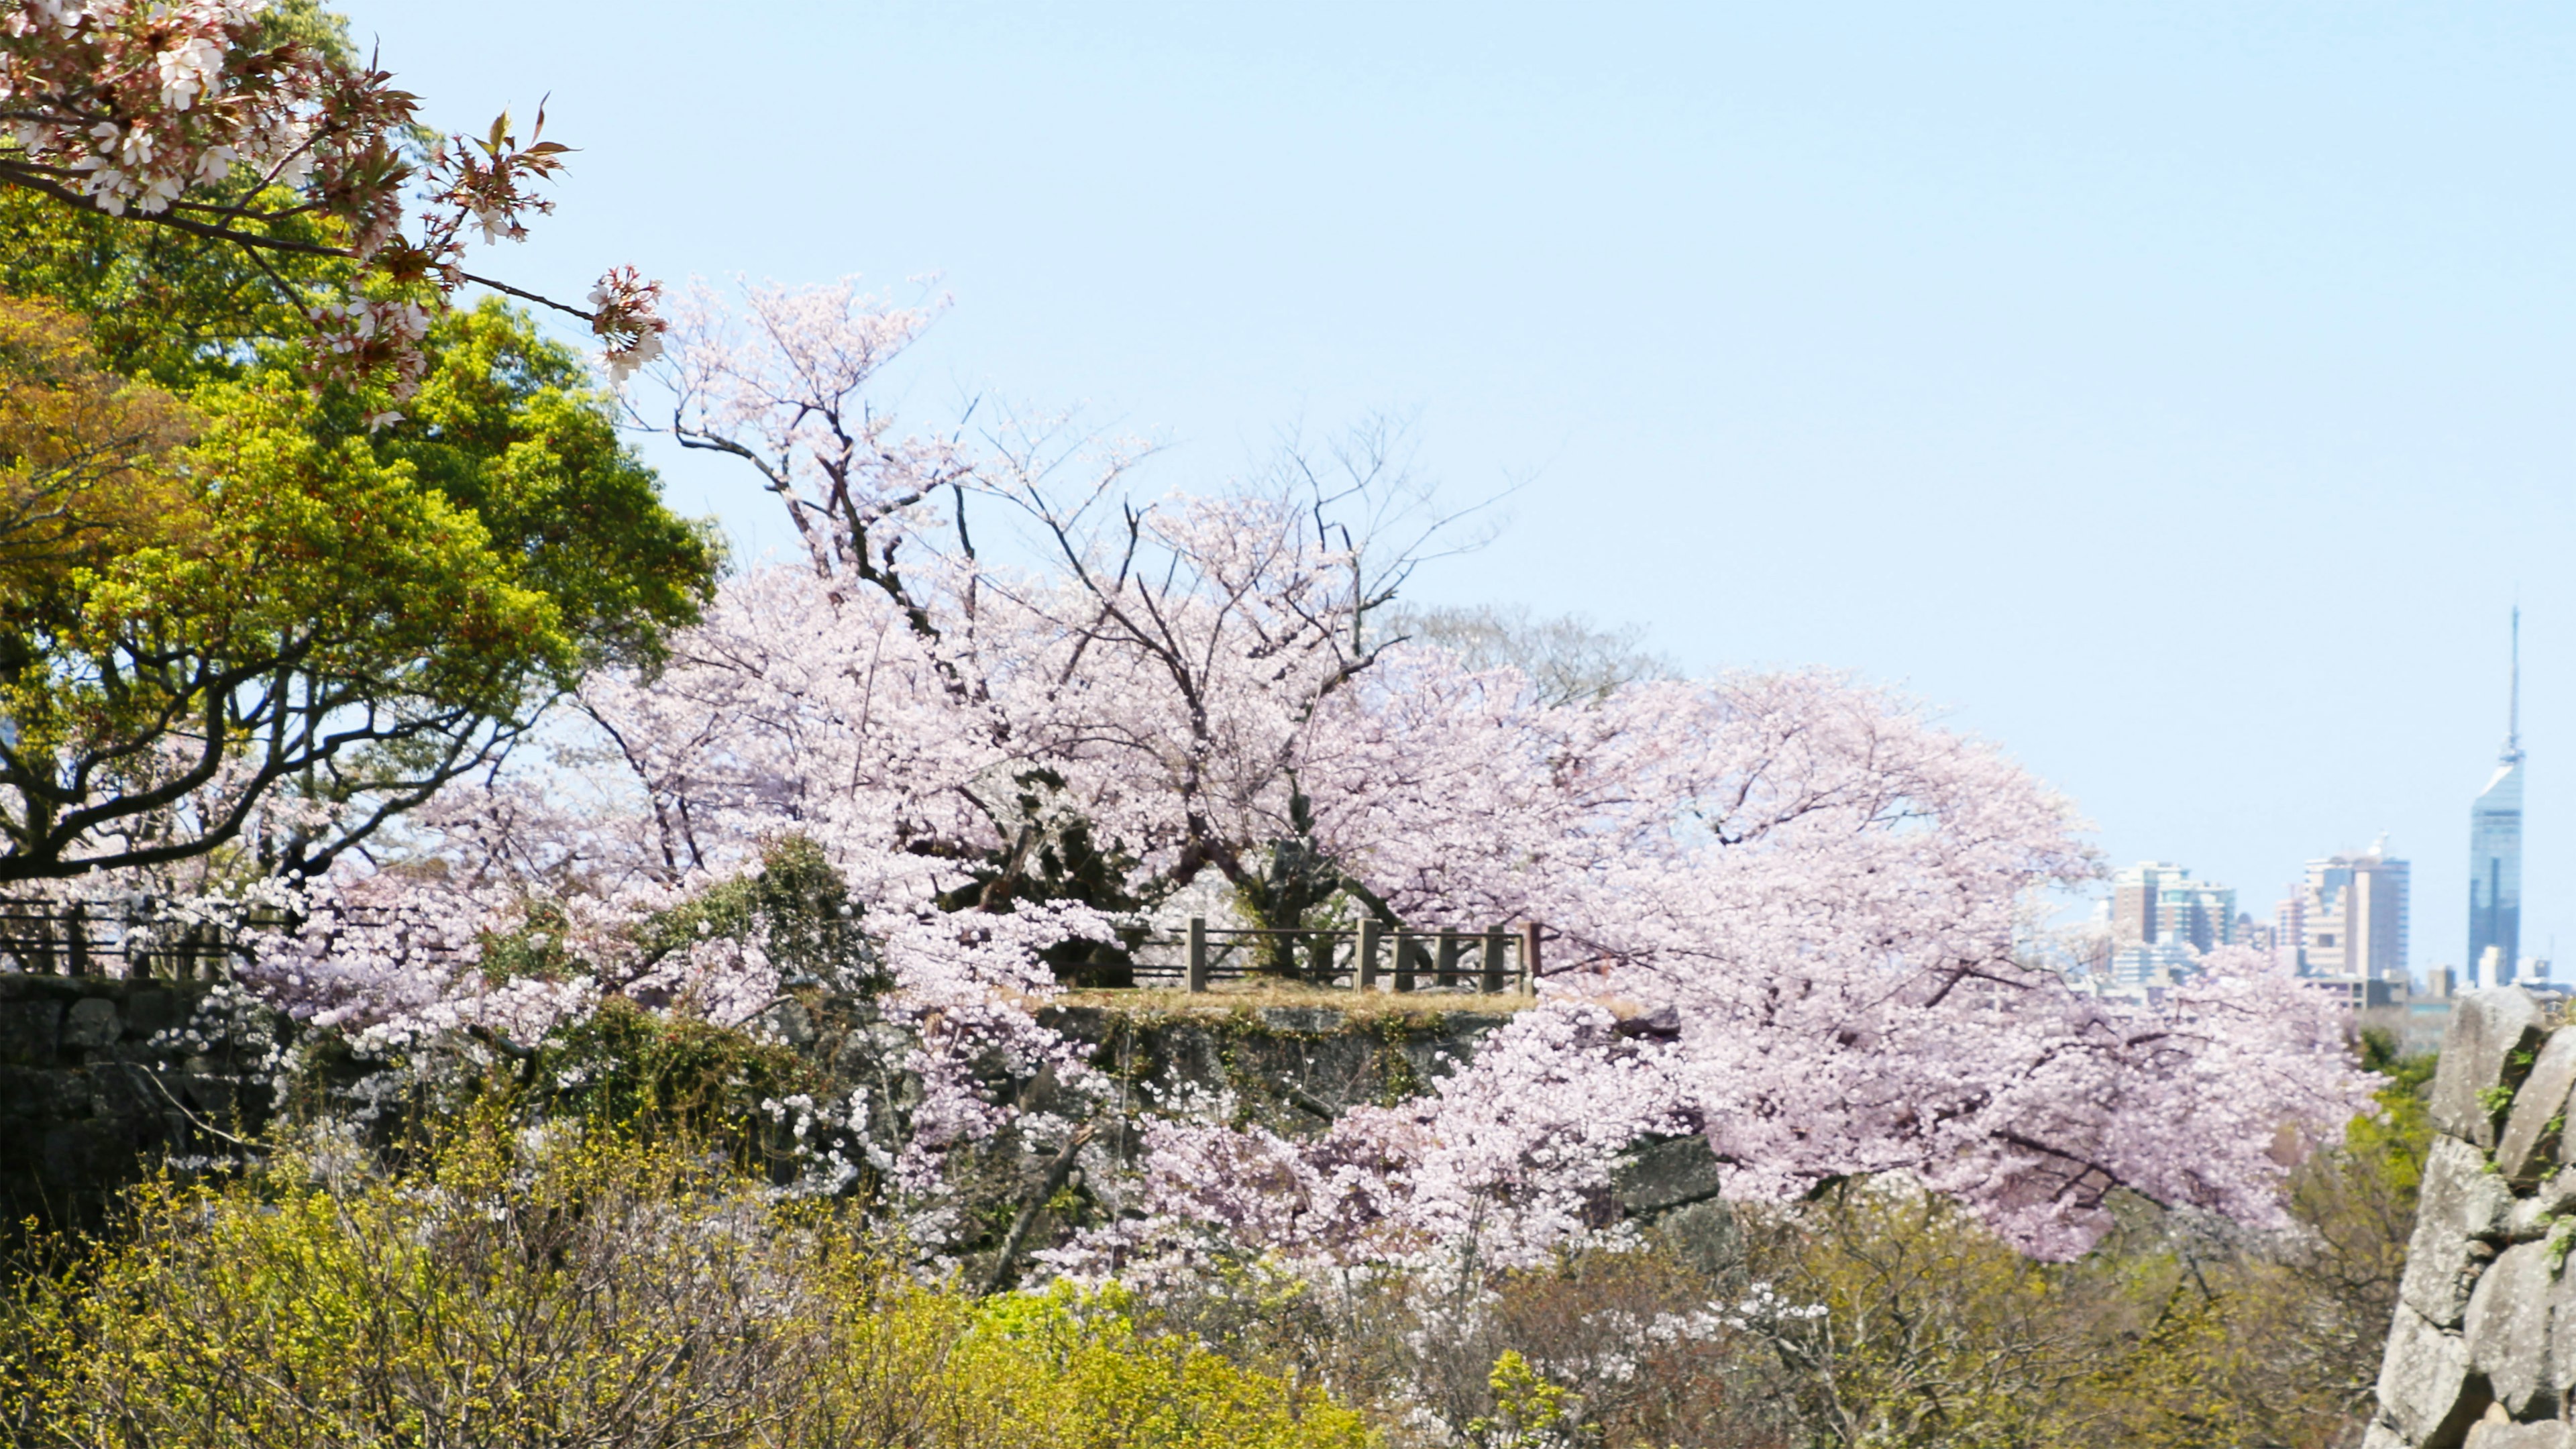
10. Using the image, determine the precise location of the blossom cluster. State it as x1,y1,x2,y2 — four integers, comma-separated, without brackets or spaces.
0,0,663,395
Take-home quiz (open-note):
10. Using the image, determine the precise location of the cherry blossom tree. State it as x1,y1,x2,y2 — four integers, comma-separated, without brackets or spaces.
0,0,664,400
629,279,2371,1262
653,278,1487,942
1043,655,2371,1267
220,276,2371,1274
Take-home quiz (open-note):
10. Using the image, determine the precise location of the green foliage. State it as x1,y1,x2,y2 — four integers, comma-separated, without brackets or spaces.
0,184,349,391
372,301,714,671
0,1124,1370,1449
2356,1027,2432,1091
524,996,824,1142
0,279,715,883
963,1281,1371,1449
635,835,881,991
1466,1352,1593,1449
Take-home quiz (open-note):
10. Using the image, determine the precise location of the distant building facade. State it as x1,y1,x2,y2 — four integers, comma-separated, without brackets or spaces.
2279,847,2411,983
2109,861,2235,985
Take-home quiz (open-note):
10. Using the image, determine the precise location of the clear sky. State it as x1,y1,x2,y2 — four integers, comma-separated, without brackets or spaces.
341,1,2574,977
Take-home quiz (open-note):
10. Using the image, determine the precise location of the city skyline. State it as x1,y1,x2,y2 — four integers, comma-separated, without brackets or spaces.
337,2,2576,977
2107,861,2236,985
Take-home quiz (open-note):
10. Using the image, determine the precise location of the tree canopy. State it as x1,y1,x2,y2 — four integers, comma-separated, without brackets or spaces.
0,274,714,885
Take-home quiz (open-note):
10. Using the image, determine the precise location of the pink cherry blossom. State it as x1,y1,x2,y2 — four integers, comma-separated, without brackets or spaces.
213,280,2375,1267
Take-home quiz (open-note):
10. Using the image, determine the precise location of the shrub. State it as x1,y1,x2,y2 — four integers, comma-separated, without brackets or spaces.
0,1121,1368,1449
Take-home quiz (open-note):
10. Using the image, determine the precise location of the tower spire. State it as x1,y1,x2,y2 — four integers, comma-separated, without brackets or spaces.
2508,605,2524,763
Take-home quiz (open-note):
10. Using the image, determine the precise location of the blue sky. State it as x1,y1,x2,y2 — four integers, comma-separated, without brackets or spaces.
343,1,2575,977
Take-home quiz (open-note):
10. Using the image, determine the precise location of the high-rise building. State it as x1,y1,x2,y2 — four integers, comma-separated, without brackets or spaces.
2288,847,2411,982
2470,609,2526,991
2274,892,2306,973
2109,862,2236,984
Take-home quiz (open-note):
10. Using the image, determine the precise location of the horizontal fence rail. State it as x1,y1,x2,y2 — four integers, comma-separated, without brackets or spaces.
1121,918,1546,995
0,897,1543,995
0,898,429,981
0,899,271,980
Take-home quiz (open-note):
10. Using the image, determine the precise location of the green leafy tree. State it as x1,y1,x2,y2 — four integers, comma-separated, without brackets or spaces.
0,285,713,884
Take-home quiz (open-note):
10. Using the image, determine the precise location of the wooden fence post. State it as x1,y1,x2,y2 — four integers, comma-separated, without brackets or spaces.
1185,917,1209,994
1434,928,1461,989
1394,932,1418,993
1481,927,1507,994
63,902,88,977
1357,920,1381,991
1520,920,1542,994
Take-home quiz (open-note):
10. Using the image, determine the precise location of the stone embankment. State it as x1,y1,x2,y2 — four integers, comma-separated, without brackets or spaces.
2373,989,2576,1449
0,977,1721,1244
0,973,282,1230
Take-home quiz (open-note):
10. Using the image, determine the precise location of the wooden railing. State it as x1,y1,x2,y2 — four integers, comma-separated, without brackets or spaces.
0,897,1546,996
0,898,278,979
1123,918,1545,994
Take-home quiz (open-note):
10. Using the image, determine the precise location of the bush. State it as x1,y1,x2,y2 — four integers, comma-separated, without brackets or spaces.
0,1121,1368,1449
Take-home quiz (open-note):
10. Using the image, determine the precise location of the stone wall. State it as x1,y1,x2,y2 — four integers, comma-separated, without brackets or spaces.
2372,989,2576,1449
0,979,1721,1248
1038,1000,1519,1121
0,972,284,1232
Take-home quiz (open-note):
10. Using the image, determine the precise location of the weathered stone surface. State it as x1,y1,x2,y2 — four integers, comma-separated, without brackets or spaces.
2500,1031,2576,1185
123,987,181,1036
2409,1137,2518,1327
2467,1242,2557,1415
0,999,61,1065
2465,1422,2573,1449
2362,1420,2407,1449
2381,1301,2493,1448
2538,1248,2576,1398
2506,1173,2576,1240
1614,1134,1727,1216
2434,991,2548,1148
759,998,816,1048
60,997,117,1051
0,974,285,1232
1258,1006,1346,1034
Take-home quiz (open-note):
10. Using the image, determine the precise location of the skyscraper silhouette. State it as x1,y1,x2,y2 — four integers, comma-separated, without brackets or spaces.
2469,608,2526,988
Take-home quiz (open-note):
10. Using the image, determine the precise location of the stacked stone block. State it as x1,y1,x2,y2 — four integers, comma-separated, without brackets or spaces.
0,972,282,1232
2372,990,2576,1449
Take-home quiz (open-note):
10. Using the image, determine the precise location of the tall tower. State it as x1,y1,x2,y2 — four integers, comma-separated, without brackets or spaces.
2469,608,2526,988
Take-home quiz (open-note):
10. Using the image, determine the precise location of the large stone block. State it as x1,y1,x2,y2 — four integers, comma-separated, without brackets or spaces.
2500,1030,2576,1185
124,988,182,1036
2434,993,2549,1148
2466,1424,2573,1449
2409,1137,2517,1327
1614,1134,1727,1216
2361,1420,2407,1449
2540,1248,2576,1398
1258,1006,1348,1034
2467,1242,2557,1415
2506,1171,2576,1240
0,999,62,1065
2380,1301,2493,1449
60,996,118,1051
